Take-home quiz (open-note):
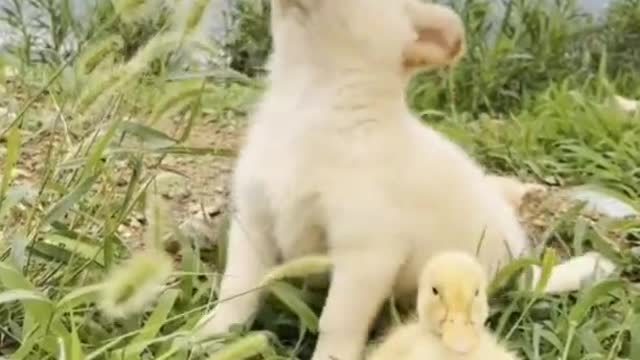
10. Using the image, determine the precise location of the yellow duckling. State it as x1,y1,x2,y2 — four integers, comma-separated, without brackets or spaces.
368,251,520,360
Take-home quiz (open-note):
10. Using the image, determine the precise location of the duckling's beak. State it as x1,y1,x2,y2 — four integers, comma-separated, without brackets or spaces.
440,313,479,354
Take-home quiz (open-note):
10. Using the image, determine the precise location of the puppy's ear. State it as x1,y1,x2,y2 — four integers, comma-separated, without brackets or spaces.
403,1,465,72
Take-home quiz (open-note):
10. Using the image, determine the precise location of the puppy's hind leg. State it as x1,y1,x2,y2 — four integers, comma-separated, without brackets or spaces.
196,217,277,338
485,175,546,210
530,252,617,294
311,248,404,360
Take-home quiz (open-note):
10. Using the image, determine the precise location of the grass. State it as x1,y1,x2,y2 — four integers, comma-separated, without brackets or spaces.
0,0,639,359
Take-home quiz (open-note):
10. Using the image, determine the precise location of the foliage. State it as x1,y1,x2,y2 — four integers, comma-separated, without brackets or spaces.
190,0,640,116
602,0,640,80
0,0,639,359
222,0,272,77
408,0,640,116
0,0,170,67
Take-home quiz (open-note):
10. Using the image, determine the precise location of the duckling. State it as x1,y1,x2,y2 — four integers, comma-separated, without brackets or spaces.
368,251,520,360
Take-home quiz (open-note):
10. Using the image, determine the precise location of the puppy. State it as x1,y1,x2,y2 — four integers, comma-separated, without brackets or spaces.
196,1,615,360
485,175,547,210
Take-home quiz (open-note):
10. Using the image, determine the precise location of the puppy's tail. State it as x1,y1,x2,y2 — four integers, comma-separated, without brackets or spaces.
529,251,616,294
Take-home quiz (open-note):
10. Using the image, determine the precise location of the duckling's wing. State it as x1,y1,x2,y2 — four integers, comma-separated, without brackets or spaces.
477,333,522,360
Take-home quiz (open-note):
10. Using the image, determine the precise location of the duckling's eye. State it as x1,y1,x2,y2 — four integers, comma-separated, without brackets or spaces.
432,287,439,296
474,289,479,297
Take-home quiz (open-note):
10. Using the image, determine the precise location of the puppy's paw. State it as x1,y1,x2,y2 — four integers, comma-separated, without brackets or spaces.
403,1,465,72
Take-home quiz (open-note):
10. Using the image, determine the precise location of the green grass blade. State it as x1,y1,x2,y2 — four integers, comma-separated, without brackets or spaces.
535,248,559,295
79,115,124,180
69,326,86,360
119,121,178,149
268,281,319,333
41,234,104,266
0,261,69,356
631,311,640,360
57,284,103,310
207,332,272,360
115,289,180,360
0,289,52,305
568,279,627,325
0,125,21,202
489,257,538,295
43,174,99,224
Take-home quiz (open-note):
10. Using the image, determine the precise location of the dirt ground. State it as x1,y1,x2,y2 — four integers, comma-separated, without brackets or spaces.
119,118,246,252
0,89,244,253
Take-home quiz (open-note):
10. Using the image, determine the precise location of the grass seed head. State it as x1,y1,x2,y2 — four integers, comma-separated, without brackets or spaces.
112,0,164,23
171,0,212,35
98,249,174,318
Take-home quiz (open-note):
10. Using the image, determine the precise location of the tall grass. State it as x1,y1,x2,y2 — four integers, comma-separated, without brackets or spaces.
0,0,638,359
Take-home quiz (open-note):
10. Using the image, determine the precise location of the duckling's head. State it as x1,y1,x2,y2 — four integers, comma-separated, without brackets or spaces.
417,251,489,354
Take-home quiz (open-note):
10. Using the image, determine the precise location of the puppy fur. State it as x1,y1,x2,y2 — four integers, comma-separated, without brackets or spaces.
196,1,615,359
485,175,547,210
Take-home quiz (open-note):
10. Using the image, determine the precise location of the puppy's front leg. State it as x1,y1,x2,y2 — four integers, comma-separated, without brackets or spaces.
196,218,277,338
311,250,403,360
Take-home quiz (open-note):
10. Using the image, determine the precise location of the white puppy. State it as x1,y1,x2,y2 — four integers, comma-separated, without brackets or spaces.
196,1,615,359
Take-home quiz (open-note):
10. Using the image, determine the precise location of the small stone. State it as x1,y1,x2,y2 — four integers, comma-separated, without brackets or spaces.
155,171,192,200
178,216,217,250
134,212,146,223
